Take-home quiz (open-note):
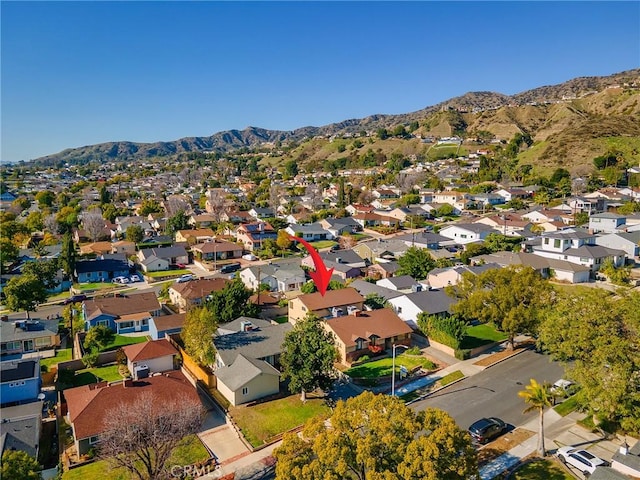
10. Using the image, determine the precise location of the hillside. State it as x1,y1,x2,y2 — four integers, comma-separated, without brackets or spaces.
31,69,640,175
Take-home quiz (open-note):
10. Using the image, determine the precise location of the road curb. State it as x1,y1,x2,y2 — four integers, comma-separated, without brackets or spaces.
478,345,533,370
405,375,467,405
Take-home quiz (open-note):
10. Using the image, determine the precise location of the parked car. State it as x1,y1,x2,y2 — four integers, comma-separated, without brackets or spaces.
329,244,340,252
550,379,577,397
220,263,241,274
557,447,607,476
242,254,258,261
176,274,196,283
129,274,141,283
113,276,130,284
63,294,87,305
468,417,507,444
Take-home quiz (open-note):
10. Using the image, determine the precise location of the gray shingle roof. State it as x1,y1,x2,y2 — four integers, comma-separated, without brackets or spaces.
214,322,292,366
403,289,456,315
214,354,280,391
0,402,42,458
349,280,404,301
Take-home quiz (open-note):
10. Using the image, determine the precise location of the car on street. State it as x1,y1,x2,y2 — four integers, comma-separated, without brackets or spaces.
468,417,507,444
220,263,241,274
550,379,577,398
176,274,196,283
63,294,87,305
557,447,607,476
129,274,141,283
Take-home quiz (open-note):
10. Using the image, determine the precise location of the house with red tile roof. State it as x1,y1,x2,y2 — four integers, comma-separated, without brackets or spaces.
122,339,178,379
64,371,199,456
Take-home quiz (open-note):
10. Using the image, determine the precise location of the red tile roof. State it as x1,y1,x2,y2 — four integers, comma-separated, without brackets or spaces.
64,371,199,440
122,339,178,363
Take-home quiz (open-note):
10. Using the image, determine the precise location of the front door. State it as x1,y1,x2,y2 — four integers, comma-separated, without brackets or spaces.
23,339,34,352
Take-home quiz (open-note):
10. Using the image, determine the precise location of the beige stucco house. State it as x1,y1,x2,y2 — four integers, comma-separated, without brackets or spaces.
215,354,280,406
288,288,365,324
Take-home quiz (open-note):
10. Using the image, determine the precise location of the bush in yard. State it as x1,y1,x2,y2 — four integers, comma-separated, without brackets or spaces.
405,346,422,355
58,368,75,387
418,313,467,349
454,349,472,360
116,347,127,365
82,350,99,368
41,364,49,373
358,355,370,363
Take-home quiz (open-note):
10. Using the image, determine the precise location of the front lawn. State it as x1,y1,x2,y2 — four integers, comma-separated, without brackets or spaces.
345,353,437,379
146,269,190,278
41,348,72,369
554,395,580,417
74,282,122,292
460,324,508,349
229,395,330,448
273,316,289,324
510,459,573,479
439,370,464,386
308,240,337,250
99,334,148,352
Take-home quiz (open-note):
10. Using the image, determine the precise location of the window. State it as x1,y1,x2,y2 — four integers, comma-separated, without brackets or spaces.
242,387,249,396
355,339,365,350
119,321,134,329
554,239,561,248
396,306,402,313
89,436,99,445
97,320,109,327
142,318,149,326
35,337,50,347
544,238,549,245
460,234,467,239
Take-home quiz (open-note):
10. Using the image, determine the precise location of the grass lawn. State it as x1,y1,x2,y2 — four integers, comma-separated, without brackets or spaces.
62,436,208,480
146,269,190,278
75,282,122,292
308,240,337,249
351,233,369,241
439,370,464,386
345,353,437,379
41,348,72,369
460,324,508,349
510,459,573,479
273,316,289,324
554,395,580,417
73,365,123,386
99,334,148,352
230,395,330,448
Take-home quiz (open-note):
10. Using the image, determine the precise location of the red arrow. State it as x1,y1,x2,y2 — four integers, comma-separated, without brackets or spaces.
289,234,334,296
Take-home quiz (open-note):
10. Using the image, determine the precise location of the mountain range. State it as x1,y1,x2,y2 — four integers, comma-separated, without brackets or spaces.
33,68,640,175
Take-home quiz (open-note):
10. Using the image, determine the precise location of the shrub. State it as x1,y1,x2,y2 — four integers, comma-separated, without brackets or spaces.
82,350,99,368
40,364,49,373
405,346,422,355
454,349,472,360
358,355,370,363
58,368,75,386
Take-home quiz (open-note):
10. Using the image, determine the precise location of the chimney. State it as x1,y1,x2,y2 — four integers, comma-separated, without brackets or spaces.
620,441,629,455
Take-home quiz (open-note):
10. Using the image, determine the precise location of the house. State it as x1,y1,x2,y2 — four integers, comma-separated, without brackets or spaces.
191,239,243,264
148,313,185,341
111,240,136,256
349,279,404,302
302,249,368,270
590,467,633,480
532,229,626,272
494,188,530,202
285,224,334,242
79,241,113,256
1,318,59,357
318,217,362,236
432,191,470,211
566,196,606,215
0,359,42,406
239,264,305,293
169,278,229,312
83,291,161,333
589,212,627,234
288,288,365,324
595,231,640,259
376,275,425,293
325,261,363,281
474,213,532,236
236,222,277,252
438,223,495,245
75,258,130,283
188,213,216,229
372,188,400,200
175,228,216,244
352,213,401,229
345,204,375,216
137,245,189,270
215,354,281,407
470,193,505,206
352,240,406,263
0,401,42,459
395,232,449,251
365,261,400,279
387,289,456,329
324,308,413,366
64,371,199,456
610,440,640,479
248,207,275,220
220,210,254,224
123,339,178,379
115,216,152,234
427,263,500,289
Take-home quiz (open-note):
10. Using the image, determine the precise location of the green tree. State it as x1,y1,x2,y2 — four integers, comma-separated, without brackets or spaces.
397,246,435,280
99,184,111,205
363,293,389,310
300,281,317,294
165,210,190,237
0,236,19,273
280,314,337,402
283,159,298,178
600,258,631,286
376,128,389,140
435,203,455,217
139,198,162,216
506,197,525,210
35,190,55,208
125,225,144,244
274,391,478,480
4,274,48,320
207,278,258,323
276,230,293,255
1,450,41,480
24,211,44,232
539,289,640,433
459,243,489,265
83,325,115,351
59,232,76,280
518,379,553,457
22,259,59,291
182,307,218,366
574,212,589,226
448,265,553,349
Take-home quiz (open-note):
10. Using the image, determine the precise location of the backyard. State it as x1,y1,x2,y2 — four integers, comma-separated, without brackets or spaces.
99,334,148,352
345,352,437,379
71,364,123,386
229,394,331,448
460,324,508,349
41,348,72,369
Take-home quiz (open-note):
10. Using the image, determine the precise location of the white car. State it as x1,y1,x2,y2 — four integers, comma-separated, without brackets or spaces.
113,276,129,284
176,274,196,283
242,254,258,261
129,274,141,283
551,379,577,397
557,447,606,476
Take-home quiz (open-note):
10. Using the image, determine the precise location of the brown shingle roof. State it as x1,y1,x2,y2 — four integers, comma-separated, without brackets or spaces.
170,278,229,300
192,240,242,253
64,371,199,440
152,313,185,332
326,309,412,347
297,288,364,311
85,292,161,319
123,339,178,362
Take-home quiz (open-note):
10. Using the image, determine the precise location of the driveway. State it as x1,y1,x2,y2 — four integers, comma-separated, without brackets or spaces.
197,406,251,465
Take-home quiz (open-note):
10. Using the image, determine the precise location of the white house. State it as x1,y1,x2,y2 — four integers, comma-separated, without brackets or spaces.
376,275,425,293
387,289,456,329
588,212,626,234
215,354,281,407
285,224,334,242
595,231,640,259
239,264,306,293
438,223,494,245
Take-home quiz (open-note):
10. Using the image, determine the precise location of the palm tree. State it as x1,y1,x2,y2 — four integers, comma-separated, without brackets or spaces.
518,378,553,457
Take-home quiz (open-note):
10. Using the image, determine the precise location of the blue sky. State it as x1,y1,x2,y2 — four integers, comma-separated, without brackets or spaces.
2,1,639,162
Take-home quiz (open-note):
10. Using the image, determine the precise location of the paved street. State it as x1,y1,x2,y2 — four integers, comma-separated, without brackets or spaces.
411,349,565,431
